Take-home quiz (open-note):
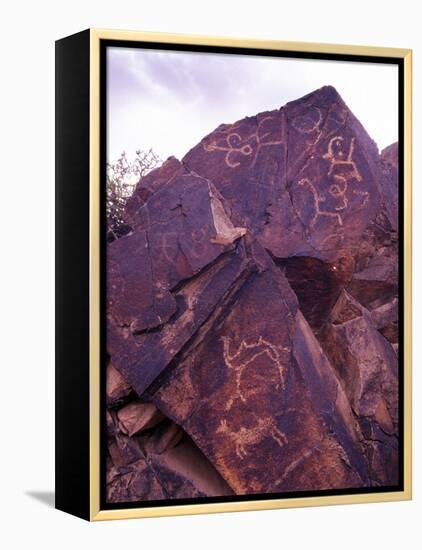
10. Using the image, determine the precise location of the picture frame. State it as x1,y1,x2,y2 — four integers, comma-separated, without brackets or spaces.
55,28,412,521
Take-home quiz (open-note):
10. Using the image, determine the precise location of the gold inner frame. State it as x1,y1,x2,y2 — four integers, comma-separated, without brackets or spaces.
89,28,412,521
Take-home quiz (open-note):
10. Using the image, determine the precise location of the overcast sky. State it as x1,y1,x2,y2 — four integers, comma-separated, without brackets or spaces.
107,46,398,164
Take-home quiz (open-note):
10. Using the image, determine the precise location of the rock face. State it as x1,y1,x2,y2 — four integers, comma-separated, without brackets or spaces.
106,410,233,502
106,86,400,503
151,254,370,493
319,290,399,486
183,86,381,262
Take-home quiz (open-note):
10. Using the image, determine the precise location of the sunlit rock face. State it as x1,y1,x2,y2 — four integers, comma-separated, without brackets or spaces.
105,86,399,502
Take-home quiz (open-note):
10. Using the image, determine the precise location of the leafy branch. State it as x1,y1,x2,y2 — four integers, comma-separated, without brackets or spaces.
106,149,160,241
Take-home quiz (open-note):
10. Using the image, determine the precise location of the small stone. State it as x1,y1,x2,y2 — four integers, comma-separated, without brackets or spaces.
106,363,132,407
117,401,165,436
145,421,184,455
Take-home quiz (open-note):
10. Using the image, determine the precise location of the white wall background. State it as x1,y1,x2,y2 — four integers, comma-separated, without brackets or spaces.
0,1,419,548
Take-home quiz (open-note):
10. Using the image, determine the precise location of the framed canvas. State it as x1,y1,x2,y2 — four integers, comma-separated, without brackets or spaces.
55,29,412,521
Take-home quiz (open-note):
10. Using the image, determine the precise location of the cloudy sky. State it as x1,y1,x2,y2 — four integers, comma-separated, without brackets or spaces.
107,46,398,164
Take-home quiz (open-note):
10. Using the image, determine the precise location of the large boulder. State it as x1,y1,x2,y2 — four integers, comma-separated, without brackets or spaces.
182,86,382,262
319,290,399,485
105,86,400,501
150,250,370,494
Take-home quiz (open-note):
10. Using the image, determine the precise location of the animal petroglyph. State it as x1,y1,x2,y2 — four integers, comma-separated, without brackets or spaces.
222,335,289,411
217,417,288,460
213,336,290,460
298,178,344,227
203,116,283,168
298,136,369,231
353,189,370,207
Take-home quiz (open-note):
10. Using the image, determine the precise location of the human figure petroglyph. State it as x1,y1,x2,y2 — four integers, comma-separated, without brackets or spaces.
323,136,363,182
217,417,288,460
222,335,289,411
248,116,285,167
203,116,284,169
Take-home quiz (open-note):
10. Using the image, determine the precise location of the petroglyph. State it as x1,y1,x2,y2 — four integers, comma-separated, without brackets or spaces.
292,107,322,134
160,232,179,264
222,336,289,411
217,417,288,459
256,115,283,143
298,178,344,227
251,116,285,165
323,136,363,182
275,446,319,486
353,189,370,207
204,132,254,168
328,176,349,211
320,231,345,248
189,227,208,258
298,136,370,231
203,116,284,168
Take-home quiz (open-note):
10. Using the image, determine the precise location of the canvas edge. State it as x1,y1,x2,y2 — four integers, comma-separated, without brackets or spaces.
88,28,412,521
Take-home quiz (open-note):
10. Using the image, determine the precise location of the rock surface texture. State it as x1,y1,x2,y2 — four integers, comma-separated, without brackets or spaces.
106,86,399,503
